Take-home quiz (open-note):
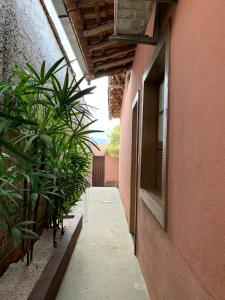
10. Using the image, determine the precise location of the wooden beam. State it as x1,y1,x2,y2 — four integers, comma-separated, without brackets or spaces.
94,2,101,25
64,1,93,75
74,0,114,8
92,46,136,63
110,93,123,98
94,64,132,78
110,92,123,96
109,84,123,89
94,2,103,42
83,22,114,37
114,74,120,84
110,88,123,93
95,56,134,71
88,40,119,51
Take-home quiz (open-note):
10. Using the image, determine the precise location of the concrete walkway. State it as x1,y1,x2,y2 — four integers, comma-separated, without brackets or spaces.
56,187,150,300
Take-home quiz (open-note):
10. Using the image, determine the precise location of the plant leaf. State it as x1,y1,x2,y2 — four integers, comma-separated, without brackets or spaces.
31,193,39,205
43,57,65,83
0,111,37,125
0,137,33,161
15,221,35,227
21,228,40,240
41,134,53,149
11,227,22,246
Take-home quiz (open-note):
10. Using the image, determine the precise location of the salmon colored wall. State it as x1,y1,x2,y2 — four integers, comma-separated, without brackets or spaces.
91,145,119,186
104,155,119,185
119,1,225,299
119,82,132,222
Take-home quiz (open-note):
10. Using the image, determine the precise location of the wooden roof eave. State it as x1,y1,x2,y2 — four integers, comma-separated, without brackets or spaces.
108,71,126,118
63,0,136,79
63,0,95,77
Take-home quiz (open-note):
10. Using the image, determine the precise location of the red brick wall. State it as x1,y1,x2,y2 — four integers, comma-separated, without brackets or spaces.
119,1,225,299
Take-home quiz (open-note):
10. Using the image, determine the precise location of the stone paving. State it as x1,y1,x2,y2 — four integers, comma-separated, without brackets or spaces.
56,187,150,300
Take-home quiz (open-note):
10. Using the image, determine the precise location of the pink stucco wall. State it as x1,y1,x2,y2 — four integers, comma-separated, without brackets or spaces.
92,145,119,186
119,1,225,299
104,155,119,186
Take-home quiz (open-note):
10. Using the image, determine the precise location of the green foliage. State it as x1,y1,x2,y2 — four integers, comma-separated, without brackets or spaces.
105,125,120,159
0,58,100,260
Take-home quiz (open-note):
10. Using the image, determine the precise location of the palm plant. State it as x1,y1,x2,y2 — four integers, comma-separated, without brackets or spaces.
0,58,100,264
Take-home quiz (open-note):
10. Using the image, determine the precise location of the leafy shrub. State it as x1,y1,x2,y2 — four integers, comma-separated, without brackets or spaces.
0,58,100,263
105,125,120,159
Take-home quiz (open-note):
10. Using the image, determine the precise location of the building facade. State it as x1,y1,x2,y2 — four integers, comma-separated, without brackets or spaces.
119,1,225,299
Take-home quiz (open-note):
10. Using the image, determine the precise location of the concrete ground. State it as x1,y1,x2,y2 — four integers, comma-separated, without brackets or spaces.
56,187,150,300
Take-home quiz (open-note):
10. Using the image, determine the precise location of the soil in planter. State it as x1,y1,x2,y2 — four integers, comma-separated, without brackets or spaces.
0,229,62,300
0,200,84,300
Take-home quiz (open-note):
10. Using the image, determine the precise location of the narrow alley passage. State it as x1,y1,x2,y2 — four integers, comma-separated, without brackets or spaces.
56,187,150,300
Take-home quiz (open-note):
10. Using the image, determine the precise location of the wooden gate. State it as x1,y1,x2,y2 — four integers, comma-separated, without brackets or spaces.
92,156,105,187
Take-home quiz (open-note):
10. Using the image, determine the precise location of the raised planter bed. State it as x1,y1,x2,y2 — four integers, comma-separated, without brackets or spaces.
28,212,82,300
0,212,83,300
0,198,47,277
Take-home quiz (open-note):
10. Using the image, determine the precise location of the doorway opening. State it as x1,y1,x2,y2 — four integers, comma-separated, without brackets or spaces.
130,92,141,253
92,156,105,187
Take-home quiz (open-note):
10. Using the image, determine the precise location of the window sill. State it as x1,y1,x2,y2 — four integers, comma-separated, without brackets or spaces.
140,188,166,229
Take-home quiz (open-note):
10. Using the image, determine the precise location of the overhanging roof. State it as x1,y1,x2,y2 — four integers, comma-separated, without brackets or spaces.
52,0,176,80
108,72,126,119
51,0,177,119
52,0,89,79
58,0,137,79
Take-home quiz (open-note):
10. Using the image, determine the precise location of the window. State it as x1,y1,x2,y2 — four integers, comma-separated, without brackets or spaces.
155,81,164,193
140,38,169,229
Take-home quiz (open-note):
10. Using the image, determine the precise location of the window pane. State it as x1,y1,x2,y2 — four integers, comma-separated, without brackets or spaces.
159,81,164,112
158,81,165,142
158,114,164,142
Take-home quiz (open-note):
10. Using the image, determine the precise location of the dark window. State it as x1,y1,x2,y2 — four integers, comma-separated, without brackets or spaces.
155,81,164,193
140,37,169,229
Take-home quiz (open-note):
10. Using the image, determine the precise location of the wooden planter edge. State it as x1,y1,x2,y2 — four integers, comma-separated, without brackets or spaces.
28,213,83,300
